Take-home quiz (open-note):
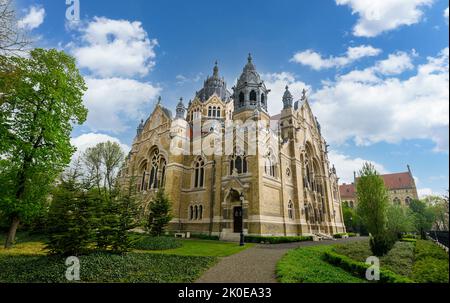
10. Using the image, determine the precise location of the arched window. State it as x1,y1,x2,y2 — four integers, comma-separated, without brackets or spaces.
139,161,148,191
250,90,257,105
199,205,203,220
288,201,294,220
194,158,205,188
405,197,412,205
265,154,276,178
261,93,265,106
216,107,221,117
190,206,194,220
194,205,198,220
350,201,354,208
239,92,245,107
230,154,248,175
147,149,166,189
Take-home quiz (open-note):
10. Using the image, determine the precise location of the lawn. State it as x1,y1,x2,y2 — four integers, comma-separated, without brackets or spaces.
0,232,252,283
333,240,415,277
276,245,366,283
140,239,253,257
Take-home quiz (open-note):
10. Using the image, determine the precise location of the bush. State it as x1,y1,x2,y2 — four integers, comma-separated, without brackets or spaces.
146,190,172,236
190,234,220,241
400,238,417,243
323,250,413,283
333,233,348,239
369,235,395,256
411,240,449,283
348,233,357,237
132,236,182,250
245,235,313,244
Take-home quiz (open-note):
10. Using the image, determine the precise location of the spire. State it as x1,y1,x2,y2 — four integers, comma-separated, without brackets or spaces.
282,85,293,109
137,119,144,136
213,61,219,77
176,97,186,119
244,53,256,71
248,53,252,63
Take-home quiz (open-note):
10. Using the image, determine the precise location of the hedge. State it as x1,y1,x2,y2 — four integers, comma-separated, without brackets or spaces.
411,240,449,283
190,234,220,241
323,250,413,283
244,235,313,244
333,233,348,239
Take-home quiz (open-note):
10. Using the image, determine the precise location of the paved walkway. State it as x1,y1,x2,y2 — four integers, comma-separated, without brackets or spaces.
196,237,366,283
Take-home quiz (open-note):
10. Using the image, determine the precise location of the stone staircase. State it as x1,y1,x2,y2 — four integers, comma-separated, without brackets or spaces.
314,232,335,241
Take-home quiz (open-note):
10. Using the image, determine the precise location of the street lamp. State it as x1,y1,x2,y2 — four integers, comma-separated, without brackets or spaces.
239,192,245,246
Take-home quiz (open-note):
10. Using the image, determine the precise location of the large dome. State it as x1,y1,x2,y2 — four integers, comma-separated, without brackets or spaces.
196,62,232,102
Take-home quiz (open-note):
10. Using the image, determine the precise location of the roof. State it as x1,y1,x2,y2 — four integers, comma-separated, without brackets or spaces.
380,172,415,190
339,171,416,198
340,183,356,199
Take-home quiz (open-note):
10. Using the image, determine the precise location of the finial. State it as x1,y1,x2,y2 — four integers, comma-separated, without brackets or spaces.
301,89,307,100
285,85,289,90
213,61,219,76
157,96,162,105
248,53,252,63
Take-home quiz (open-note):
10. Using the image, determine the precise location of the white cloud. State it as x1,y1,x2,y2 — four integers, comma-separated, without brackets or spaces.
418,187,434,198
291,45,381,70
71,133,131,155
311,48,449,152
84,77,161,133
17,6,45,31
336,0,433,37
72,17,158,78
328,151,388,184
445,7,449,23
374,51,415,75
261,72,311,115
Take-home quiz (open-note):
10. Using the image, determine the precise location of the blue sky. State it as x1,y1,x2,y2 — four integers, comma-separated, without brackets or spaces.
14,0,449,196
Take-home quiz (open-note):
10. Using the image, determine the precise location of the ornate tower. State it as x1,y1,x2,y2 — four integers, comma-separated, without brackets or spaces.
232,54,271,120
175,97,186,119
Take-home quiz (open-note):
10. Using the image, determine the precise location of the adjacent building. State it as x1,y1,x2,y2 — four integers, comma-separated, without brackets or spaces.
339,165,419,208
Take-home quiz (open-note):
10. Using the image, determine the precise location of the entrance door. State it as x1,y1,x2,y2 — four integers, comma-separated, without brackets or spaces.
233,206,243,233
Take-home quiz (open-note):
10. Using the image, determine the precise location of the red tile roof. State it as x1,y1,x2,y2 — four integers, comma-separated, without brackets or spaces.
339,172,415,198
340,183,356,199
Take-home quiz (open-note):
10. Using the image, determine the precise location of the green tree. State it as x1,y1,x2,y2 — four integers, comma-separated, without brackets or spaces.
0,48,87,248
409,199,435,239
342,204,367,235
146,190,172,236
46,169,95,256
386,204,415,239
356,163,391,256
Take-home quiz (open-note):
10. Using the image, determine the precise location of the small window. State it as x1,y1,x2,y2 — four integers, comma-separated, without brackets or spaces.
250,90,257,105
239,92,245,107
261,93,265,105
288,201,294,220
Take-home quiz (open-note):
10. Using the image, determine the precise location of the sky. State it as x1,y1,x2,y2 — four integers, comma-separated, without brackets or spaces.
14,0,449,197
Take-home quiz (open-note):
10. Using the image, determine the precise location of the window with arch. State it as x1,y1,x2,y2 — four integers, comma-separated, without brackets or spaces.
405,196,412,205
148,149,167,189
194,158,205,188
189,204,204,221
239,92,245,107
393,197,401,205
261,93,265,106
288,201,294,220
250,90,257,105
229,154,248,175
264,153,277,178
139,161,148,191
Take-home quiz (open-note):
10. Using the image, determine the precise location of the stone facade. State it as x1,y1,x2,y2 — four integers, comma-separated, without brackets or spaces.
120,55,346,239
340,166,419,208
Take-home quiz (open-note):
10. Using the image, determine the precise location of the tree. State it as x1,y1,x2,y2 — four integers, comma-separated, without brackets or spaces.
342,204,367,235
386,204,415,239
356,163,391,256
46,168,95,256
0,0,29,55
0,48,87,248
423,194,449,231
409,199,435,239
146,190,172,236
82,141,124,196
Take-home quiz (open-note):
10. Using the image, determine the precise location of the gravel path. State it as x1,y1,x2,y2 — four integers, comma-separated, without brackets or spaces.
196,237,366,283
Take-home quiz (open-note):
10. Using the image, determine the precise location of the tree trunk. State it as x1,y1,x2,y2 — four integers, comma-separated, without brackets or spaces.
4,217,20,248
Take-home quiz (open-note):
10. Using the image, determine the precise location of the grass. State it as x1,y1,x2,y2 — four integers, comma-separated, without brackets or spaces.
0,232,252,283
333,240,415,277
411,240,449,283
139,239,253,257
276,245,366,283
132,236,183,250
